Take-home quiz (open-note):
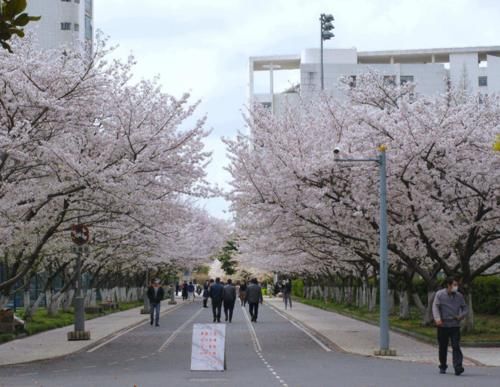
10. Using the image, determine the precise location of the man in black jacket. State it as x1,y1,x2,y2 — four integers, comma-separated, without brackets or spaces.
223,279,237,322
147,279,164,327
208,277,224,323
246,278,263,322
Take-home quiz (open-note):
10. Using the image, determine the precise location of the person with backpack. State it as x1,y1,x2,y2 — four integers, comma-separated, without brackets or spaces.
223,279,237,323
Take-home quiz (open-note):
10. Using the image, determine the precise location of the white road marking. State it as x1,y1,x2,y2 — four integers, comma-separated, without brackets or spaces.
269,305,332,352
17,372,38,377
107,361,118,366
242,307,262,352
87,303,184,353
158,308,203,352
242,307,288,387
82,365,96,369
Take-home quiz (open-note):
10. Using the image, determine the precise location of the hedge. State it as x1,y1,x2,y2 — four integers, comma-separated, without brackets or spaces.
292,276,500,315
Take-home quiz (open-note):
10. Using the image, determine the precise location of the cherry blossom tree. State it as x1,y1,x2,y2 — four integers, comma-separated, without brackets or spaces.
226,71,500,328
0,35,223,307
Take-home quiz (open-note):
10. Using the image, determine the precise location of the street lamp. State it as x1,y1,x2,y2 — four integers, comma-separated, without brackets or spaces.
334,145,396,356
320,13,334,91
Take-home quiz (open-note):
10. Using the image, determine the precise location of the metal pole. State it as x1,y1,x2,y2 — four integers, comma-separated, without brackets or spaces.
74,244,85,332
378,149,389,352
269,64,275,114
320,21,324,91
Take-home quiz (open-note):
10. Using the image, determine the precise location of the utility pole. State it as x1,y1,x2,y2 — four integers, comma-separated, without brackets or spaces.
320,14,334,91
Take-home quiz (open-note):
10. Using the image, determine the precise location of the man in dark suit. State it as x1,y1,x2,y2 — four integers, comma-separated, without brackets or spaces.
147,279,164,327
246,278,263,322
208,277,224,323
223,279,237,322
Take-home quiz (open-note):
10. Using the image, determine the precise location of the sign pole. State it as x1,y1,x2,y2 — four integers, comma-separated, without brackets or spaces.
68,220,90,341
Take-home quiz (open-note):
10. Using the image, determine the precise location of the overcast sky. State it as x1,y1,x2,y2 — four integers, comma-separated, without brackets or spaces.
94,0,500,219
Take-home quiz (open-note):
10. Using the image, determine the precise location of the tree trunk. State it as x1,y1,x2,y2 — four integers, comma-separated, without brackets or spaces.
464,293,474,332
24,291,45,321
423,291,436,326
399,290,410,319
62,290,74,312
412,292,426,315
23,291,31,310
0,295,9,309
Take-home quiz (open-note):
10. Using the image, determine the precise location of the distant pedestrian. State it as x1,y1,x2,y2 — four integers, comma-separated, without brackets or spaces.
202,281,210,308
283,279,292,310
181,281,188,301
209,277,224,323
432,277,468,376
147,279,164,327
175,282,180,296
187,281,195,302
223,279,237,323
246,278,263,322
239,281,247,306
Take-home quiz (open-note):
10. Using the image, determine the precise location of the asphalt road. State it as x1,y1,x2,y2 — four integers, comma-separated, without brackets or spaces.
1,300,499,387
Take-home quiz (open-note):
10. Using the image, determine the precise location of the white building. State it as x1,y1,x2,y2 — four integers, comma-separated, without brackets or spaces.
25,0,93,51
249,46,500,113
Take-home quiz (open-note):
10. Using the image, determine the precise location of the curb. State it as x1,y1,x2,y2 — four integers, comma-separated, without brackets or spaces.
0,302,186,367
292,299,488,366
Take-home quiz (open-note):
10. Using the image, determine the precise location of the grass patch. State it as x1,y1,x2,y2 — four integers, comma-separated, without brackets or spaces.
297,297,500,344
2,301,143,341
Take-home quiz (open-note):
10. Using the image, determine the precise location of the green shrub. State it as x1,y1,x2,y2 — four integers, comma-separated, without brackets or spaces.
472,276,500,315
292,279,304,297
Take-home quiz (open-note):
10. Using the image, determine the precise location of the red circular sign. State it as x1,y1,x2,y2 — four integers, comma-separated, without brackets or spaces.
71,224,90,245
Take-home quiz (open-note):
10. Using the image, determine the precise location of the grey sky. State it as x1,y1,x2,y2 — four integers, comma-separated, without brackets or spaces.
94,0,500,219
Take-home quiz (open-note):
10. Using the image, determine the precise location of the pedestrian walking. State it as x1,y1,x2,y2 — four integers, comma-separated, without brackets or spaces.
223,279,237,322
202,281,209,308
181,281,188,301
432,277,468,376
175,281,180,296
239,281,247,306
187,281,195,302
283,279,292,310
209,277,224,323
246,278,263,322
147,279,164,327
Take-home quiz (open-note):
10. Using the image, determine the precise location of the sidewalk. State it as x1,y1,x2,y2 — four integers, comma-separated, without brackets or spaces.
0,301,184,366
265,297,500,367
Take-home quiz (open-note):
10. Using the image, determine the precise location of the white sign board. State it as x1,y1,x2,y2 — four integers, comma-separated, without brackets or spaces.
191,323,226,371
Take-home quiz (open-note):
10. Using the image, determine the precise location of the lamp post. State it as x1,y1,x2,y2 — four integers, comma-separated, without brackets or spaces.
335,145,396,356
320,13,334,91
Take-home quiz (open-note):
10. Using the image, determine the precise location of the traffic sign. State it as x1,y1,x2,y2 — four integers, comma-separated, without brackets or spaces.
71,224,90,245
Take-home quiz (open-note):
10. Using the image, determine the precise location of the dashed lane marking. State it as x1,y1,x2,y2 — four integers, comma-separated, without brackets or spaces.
87,302,185,353
242,307,288,387
158,308,203,352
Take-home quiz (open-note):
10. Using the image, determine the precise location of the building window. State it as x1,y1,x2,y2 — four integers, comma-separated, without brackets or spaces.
61,22,71,30
74,23,79,32
348,75,356,88
261,102,272,109
383,75,396,86
61,0,71,2
400,75,414,85
85,15,93,40
478,76,487,87
75,0,80,3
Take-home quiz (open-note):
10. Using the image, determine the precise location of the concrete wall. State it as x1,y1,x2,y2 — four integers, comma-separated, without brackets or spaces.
301,62,447,98
26,0,92,50
487,55,500,94
449,52,479,93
